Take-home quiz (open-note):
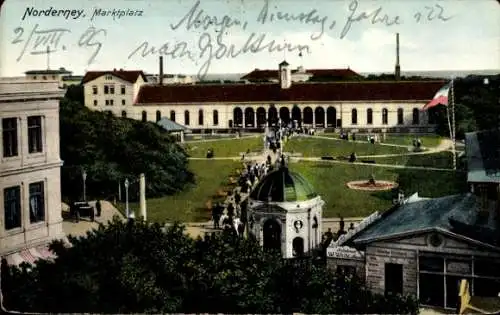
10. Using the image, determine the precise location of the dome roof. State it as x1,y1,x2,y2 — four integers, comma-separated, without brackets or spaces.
249,167,318,202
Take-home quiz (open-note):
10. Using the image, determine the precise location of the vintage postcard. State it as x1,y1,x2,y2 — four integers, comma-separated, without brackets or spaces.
0,0,499,313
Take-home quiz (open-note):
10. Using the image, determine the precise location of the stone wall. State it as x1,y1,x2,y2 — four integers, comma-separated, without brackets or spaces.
365,245,417,296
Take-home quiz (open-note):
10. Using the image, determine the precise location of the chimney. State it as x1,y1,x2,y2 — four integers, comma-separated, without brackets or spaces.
159,56,164,85
395,33,401,81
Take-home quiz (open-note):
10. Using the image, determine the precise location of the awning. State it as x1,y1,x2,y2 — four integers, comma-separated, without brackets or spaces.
2,245,56,266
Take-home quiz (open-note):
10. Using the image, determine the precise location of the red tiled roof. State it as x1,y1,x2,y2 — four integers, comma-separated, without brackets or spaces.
82,70,147,84
135,81,446,104
241,68,361,80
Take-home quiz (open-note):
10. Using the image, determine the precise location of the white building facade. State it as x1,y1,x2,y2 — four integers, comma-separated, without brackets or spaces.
82,61,443,134
0,81,66,255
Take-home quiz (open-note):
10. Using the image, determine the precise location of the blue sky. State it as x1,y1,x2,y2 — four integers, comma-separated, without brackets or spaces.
1,0,499,78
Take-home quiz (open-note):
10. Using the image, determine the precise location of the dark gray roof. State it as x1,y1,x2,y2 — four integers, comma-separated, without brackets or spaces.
249,167,318,202
25,68,72,75
157,118,188,132
352,194,499,246
465,130,500,183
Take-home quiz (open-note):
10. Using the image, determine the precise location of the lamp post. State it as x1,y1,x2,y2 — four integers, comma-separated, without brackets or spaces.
82,170,87,201
124,178,129,219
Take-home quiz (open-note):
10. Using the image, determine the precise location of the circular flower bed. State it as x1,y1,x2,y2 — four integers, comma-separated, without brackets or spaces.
346,180,398,191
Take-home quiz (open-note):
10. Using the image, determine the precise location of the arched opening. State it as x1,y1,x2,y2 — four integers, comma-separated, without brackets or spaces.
315,107,325,127
382,108,388,125
256,107,266,127
279,107,290,125
397,108,404,125
351,109,357,125
170,110,176,122
244,107,255,127
263,219,282,253
141,111,147,122
156,110,161,122
268,106,278,126
121,111,127,118
326,106,336,127
233,107,243,127
303,107,313,125
213,110,219,125
412,108,420,125
292,237,305,257
291,106,301,126
428,107,437,124
184,110,190,125
367,108,373,125
198,109,204,125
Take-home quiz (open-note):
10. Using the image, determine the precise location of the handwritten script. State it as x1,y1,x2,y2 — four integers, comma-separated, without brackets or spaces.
11,24,107,65
10,0,453,79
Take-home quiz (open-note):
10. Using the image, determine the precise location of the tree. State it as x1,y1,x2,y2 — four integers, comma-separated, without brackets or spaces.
59,97,194,201
2,219,418,314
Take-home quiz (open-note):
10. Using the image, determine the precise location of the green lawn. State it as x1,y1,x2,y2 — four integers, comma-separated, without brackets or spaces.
382,134,443,147
286,137,408,157
290,161,467,218
373,152,455,169
183,136,263,157
321,133,443,147
123,160,242,223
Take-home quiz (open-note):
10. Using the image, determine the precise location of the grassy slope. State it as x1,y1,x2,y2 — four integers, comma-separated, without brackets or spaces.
183,136,263,158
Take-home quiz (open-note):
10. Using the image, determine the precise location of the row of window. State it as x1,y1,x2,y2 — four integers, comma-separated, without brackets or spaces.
93,99,127,106
92,85,126,95
136,110,220,126
351,108,420,125
4,182,45,231
129,107,426,126
2,117,43,158
33,75,57,80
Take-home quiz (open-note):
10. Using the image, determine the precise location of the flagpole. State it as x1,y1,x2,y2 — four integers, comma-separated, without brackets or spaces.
450,79,457,170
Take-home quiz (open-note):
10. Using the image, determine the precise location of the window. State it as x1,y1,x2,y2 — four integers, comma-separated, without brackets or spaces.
397,108,404,125
385,263,403,295
92,86,98,94
184,110,190,125
33,76,37,79
382,108,388,125
121,85,126,94
2,118,18,157
93,100,98,106
4,186,21,230
42,76,47,80
198,109,204,125
121,111,127,118
121,99,126,105
213,110,219,125
105,100,109,106
428,107,436,124
109,99,114,106
156,110,162,122
52,75,56,79
412,108,420,125
104,85,109,94
110,86,115,94
28,116,43,153
351,109,357,125
105,75,112,80
170,110,176,122
367,108,373,125
29,182,45,223
142,111,147,122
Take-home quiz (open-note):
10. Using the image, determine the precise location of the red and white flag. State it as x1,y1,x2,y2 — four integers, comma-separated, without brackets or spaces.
422,83,450,111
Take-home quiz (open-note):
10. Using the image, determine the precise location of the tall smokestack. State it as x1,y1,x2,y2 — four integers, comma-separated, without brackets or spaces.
395,33,401,81
159,56,164,85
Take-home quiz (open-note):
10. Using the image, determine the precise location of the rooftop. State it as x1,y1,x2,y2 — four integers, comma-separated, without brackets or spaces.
25,67,72,75
157,117,188,132
135,80,445,104
241,67,361,81
466,130,500,183
82,70,147,84
352,194,500,247
249,167,318,202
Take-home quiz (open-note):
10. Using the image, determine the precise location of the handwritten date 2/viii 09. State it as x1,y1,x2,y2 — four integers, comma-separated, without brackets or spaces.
11,24,107,65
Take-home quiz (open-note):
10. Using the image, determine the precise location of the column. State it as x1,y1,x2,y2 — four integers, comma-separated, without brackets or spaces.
242,111,246,129
139,173,147,221
324,110,327,128
180,131,184,143
312,110,316,127
254,111,258,127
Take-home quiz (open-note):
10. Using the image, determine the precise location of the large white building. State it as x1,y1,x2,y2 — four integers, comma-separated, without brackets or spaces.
82,58,443,134
0,80,66,260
